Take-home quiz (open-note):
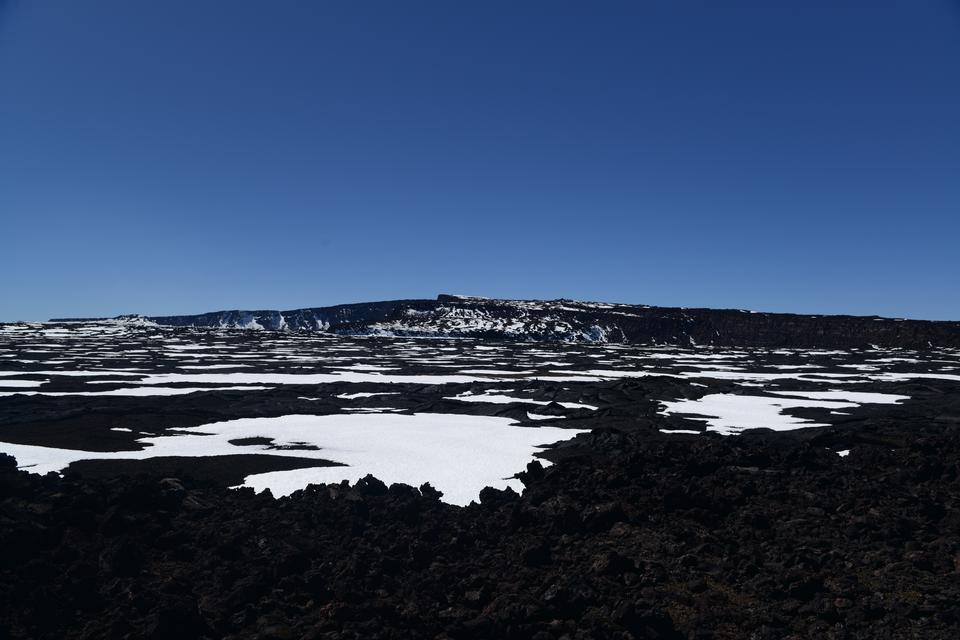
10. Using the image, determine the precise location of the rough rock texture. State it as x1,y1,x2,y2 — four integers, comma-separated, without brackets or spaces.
52,294,960,348
3,420,960,639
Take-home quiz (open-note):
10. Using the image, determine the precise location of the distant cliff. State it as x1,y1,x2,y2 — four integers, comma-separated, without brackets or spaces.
51,294,960,348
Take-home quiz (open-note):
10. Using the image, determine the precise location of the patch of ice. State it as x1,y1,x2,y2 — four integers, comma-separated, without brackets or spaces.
0,386,271,397
872,372,960,383
526,412,560,421
337,392,401,400
768,390,909,404
135,372,486,386
547,369,680,380
0,370,143,378
534,375,619,382
766,364,825,370
0,379,48,388
165,344,221,351
178,364,255,370
335,364,400,371
682,370,863,383
458,369,536,376
659,394,858,435
447,393,597,410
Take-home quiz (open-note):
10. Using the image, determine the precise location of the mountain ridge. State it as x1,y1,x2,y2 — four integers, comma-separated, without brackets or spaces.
47,294,960,349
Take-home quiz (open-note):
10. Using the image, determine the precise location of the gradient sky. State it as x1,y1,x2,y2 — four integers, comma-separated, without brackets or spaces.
1,1,958,321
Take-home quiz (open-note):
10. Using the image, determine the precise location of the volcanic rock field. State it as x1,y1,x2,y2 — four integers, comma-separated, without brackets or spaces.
2,312,960,639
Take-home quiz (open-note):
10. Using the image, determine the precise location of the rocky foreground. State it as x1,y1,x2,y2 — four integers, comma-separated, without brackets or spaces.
3,418,960,640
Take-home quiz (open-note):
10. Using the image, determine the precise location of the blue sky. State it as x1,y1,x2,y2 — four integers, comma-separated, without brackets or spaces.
1,1,958,321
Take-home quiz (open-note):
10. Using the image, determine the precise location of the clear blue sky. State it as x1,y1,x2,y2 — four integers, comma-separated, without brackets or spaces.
1,1,958,321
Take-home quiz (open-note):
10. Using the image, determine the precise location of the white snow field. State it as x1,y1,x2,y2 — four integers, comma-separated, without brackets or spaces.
658,394,859,435
2,320,959,504
1,413,586,506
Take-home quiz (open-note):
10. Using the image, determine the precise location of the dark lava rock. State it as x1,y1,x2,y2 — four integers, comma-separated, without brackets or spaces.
3,418,960,639
65,454,345,488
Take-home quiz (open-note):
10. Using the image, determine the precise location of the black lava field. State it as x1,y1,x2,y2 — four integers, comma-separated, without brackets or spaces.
2,319,960,639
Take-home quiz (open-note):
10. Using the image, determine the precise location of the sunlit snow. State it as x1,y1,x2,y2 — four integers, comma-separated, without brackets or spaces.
1,413,585,506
